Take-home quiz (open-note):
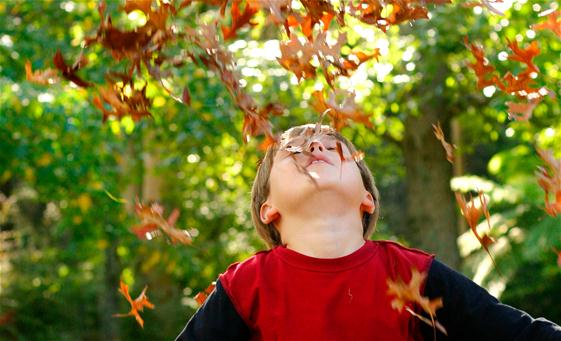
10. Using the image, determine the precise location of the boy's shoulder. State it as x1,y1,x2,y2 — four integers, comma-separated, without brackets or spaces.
372,239,435,278
218,249,274,286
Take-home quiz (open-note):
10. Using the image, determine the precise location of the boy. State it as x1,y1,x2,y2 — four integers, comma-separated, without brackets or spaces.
176,124,561,340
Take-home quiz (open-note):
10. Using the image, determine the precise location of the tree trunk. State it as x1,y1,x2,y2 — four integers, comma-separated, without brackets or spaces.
402,109,460,269
98,237,121,341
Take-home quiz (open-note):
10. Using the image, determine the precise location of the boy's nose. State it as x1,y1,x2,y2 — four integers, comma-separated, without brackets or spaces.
308,141,325,153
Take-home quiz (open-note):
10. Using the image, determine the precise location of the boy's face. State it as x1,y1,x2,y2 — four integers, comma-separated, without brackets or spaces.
261,130,374,224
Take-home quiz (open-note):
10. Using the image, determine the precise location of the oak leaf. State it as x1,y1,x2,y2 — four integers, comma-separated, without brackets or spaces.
25,60,59,85
536,148,561,217
113,280,155,328
532,9,561,39
432,121,455,163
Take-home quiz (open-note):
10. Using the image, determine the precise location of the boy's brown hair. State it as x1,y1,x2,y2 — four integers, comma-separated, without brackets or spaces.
251,124,380,248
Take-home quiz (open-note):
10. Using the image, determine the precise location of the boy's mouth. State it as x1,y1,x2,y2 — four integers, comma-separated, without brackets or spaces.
306,155,332,168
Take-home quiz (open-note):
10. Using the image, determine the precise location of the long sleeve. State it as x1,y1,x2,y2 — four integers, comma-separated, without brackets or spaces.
420,259,561,340
175,279,251,341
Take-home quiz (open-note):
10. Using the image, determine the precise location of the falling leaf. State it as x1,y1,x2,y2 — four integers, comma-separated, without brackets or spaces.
506,39,540,73
464,37,499,89
506,98,541,121
25,60,59,85
133,201,193,244
194,282,217,306
113,280,155,328
532,9,561,39
221,0,259,40
536,148,561,217
432,121,455,163
311,89,372,130
455,191,496,266
53,50,92,88
387,268,447,336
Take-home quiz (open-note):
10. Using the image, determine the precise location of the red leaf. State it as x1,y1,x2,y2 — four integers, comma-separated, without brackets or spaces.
194,282,216,306
506,39,540,73
25,60,59,85
221,0,259,40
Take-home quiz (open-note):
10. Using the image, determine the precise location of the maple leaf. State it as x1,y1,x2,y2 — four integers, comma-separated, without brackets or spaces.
133,201,193,244
532,9,561,39
536,148,561,217
194,282,217,306
386,268,447,336
432,121,456,164
455,191,496,266
506,39,540,73
53,50,92,88
506,98,541,121
25,60,59,85
113,280,155,328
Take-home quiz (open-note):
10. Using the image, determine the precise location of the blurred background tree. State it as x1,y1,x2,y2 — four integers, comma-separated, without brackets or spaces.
0,0,560,339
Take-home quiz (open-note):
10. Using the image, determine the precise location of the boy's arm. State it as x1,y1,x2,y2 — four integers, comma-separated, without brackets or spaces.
420,259,561,340
175,279,251,341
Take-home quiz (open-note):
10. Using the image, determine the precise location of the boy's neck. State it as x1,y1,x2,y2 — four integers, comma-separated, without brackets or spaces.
279,212,365,259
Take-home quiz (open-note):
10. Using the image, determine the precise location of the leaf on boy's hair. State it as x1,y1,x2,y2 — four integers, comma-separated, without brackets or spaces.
455,191,496,267
535,148,561,217
194,282,217,306
432,121,455,164
113,280,155,328
386,268,447,336
132,201,193,244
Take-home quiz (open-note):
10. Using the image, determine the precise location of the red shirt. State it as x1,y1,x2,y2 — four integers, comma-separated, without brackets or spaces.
219,240,434,341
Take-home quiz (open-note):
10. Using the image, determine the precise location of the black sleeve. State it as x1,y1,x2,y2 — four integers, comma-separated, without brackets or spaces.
175,279,251,341
420,259,561,341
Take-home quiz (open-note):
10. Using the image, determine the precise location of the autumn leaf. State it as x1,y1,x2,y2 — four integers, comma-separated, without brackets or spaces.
463,0,505,16
386,268,447,336
133,201,192,244
464,37,499,89
506,98,541,121
113,280,155,328
53,50,92,88
25,60,59,85
532,9,561,39
221,0,259,40
194,282,217,306
506,39,540,73
455,191,496,266
311,89,372,130
536,148,561,217
432,121,455,163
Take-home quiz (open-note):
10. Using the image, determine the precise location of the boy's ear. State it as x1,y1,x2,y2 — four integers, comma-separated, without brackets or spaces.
260,202,280,224
360,191,375,214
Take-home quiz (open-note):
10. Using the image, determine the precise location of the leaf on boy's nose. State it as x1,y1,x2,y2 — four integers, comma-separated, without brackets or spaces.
386,268,447,335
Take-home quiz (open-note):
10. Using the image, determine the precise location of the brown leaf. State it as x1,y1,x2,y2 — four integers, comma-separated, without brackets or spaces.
432,121,456,163
506,39,540,73
311,89,372,130
53,50,92,88
113,280,155,328
221,0,259,40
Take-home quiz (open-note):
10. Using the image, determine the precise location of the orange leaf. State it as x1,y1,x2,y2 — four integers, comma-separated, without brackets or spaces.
221,0,259,40
113,280,155,328
194,282,216,306
25,60,59,85
133,201,193,244
506,39,540,73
